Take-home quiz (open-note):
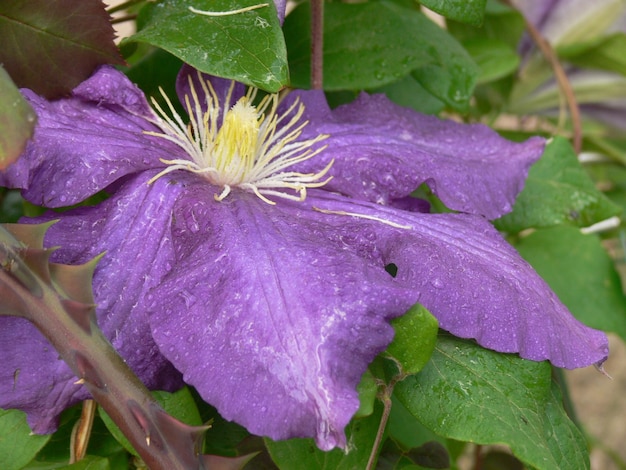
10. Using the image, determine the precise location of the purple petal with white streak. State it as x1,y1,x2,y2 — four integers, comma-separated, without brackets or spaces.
147,178,417,450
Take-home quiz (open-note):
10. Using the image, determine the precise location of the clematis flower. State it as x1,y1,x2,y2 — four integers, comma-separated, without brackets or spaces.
0,65,608,450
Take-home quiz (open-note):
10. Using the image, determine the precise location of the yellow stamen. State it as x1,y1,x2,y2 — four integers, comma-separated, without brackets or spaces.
145,72,332,204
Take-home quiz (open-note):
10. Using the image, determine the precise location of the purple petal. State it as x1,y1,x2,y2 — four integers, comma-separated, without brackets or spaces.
0,66,174,207
290,91,545,219
0,171,183,432
0,317,88,433
147,180,416,450
310,191,609,369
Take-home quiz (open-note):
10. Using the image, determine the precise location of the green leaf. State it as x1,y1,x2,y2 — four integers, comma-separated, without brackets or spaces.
395,335,590,470
420,0,486,26
515,226,626,341
373,75,445,115
284,1,477,109
0,66,36,169
462,37,520,84
355,369,378,418
0,409,50,470
495,137,621,233
59,455,110,470
125,0,288,92
99,386,203,456
0,0,123,98
265,403,382,469
385,304,439,376
447,1,525,50
559,33,626,77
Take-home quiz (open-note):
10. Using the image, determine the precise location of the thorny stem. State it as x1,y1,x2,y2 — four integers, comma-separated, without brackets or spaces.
0,237,207,470
506,0,583,153
310,0,324,89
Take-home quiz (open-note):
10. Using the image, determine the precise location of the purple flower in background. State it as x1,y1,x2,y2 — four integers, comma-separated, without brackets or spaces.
510,0,626,129
0,65,608,450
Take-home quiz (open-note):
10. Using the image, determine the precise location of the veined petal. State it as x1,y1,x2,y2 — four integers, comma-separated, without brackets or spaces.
0,171,183,432
288,91,545,219
0,66,177,207
147,179,416,450
310,191,609,369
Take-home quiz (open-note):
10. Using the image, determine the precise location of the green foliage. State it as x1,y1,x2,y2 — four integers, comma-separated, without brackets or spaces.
559,33,626,76
420,0,487,26
0,409,50,470
395,335,591,470
385,304,439,376
265,403,383,469
125,0,288,92
515,226,626,340
284,1,477,110
0,0,122,98
496,137,621,233
0,67,36,170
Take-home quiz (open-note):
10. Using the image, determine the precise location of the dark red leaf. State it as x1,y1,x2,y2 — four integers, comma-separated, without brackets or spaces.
0,0,124,98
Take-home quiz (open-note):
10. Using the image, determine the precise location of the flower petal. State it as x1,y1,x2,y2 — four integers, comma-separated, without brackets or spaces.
290,91,545,219
0,172,183,432
147,181,416,450
310,191,609,369
0,66,175,207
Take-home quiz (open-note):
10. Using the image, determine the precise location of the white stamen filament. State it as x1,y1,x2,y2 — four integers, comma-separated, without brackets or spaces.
312,207,413,230
145,72,332,204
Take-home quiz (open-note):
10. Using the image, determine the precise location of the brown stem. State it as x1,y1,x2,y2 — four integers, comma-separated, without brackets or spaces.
310,0,324,89
70,400,97,463
507,0,582,153
365,386,393,470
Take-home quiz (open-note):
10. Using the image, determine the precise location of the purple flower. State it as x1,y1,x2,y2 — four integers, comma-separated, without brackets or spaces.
0,65,608,450
510,0,626,129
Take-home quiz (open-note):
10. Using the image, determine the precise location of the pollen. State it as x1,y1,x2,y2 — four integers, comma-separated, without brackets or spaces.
145,72,332,204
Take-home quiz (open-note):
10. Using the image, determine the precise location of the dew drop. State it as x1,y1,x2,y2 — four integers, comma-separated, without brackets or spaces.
430,278,444,289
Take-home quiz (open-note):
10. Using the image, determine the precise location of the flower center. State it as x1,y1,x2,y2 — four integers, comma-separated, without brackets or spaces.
145,72,332,204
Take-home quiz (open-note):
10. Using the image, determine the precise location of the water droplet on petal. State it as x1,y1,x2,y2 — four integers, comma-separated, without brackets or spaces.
430,278,444,289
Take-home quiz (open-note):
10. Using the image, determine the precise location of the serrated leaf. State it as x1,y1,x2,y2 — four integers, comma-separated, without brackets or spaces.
284,1,477,109
421,0,486,26
265,403,382,469
0,0,123,98
395,335,590,470
125,0,288,92
0,409,51,470
0,67,36,169
385,304,439,376
495,137,621,233
515,226,626,341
